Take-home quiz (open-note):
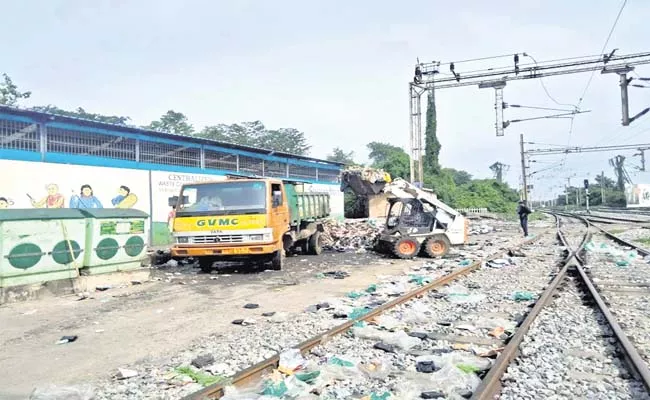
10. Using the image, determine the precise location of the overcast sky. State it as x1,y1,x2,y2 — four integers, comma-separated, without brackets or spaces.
3,0,649,199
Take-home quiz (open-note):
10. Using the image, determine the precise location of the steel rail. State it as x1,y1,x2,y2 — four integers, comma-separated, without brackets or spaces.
573,214,650,391
183,232,550,400
473,212,650,399
471,213,588,399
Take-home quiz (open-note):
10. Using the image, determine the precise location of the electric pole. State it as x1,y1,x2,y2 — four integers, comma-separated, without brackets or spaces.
601,171,605,206
520,134,528,201
602,66,650,126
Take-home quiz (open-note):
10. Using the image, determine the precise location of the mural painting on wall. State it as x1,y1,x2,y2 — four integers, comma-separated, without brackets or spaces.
0,160,149,213
18,183,139,209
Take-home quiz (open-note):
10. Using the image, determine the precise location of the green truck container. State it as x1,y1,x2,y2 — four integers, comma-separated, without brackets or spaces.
285,183,330,225
81,209,149,275
0,209,86,288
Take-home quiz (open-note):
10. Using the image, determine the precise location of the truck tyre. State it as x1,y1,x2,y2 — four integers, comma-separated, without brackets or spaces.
392,237,420,259
271,250,284,271
308,231,323,255
198,257,214,273
423,235,451,258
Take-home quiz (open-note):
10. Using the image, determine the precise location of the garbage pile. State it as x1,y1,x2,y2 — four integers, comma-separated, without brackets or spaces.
340,167,391,195
322,219,384,252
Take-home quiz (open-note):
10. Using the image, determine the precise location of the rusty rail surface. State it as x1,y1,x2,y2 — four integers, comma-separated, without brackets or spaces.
183,231,550,400
472,212,650,399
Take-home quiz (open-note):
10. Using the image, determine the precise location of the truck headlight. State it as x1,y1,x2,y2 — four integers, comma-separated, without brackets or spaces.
177,236,189,244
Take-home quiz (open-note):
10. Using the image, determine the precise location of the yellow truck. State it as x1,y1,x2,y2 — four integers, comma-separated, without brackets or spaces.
168,176,330,272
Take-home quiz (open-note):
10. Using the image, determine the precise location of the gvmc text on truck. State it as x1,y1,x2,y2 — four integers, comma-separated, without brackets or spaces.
168,177,330,271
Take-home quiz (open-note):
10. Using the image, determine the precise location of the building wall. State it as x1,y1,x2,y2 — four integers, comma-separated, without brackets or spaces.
0,111,344,245
0,160,343,246
625,184,650,208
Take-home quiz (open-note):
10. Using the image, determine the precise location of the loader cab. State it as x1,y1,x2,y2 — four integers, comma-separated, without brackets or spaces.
385,197,448,235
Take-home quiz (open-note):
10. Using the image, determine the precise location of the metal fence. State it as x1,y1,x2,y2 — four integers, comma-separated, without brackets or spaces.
0,113,340,183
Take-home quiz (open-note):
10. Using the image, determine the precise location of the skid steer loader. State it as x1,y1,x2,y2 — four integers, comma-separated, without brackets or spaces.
374,178,468,259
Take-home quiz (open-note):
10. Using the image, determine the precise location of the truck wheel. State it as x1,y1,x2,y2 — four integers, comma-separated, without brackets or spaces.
308,231,323,255
198,257,214,273
423,235,451,258
392,237,420,259
270,250,284,271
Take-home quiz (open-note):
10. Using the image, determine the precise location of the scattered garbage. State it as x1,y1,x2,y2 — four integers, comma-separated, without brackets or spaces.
353,326,421,350
262,311,276,317
358,359,391,380
458,259,472,266
512,291,534,301
373,342,396,353
29,384,95,400
56,335,78,345
191,354,215,369
174,366,225,387
116,368,139,380
231,318,256,326
440,285,486,304
278,348,307,374
95,285,112,291
486,258,514,268
243,303,260,309
507,249,526,257
322,271,350,279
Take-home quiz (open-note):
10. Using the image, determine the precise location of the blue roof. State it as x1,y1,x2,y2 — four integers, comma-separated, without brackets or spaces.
0,105,344,167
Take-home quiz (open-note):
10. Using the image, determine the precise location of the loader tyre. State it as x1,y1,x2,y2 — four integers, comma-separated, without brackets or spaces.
270,250,284,271
308,231,323,255
423,235,451,258
392,237,420,259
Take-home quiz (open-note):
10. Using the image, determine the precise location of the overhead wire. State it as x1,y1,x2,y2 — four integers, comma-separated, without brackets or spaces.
560,0,628,169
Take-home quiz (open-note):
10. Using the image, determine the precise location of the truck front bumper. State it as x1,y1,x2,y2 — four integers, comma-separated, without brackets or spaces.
171,244,278,257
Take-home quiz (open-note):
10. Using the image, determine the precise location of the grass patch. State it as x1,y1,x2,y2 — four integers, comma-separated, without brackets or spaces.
174,366,228,387
152,222,173,246
637,237,650,246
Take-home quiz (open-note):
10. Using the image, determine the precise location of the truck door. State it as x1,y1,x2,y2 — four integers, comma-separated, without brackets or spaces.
270,183,289,245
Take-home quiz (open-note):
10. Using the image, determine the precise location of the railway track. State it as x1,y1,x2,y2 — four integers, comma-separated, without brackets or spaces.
181,214,650,400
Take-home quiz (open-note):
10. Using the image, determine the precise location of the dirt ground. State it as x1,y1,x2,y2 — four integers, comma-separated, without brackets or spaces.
0,251,414,399
0,223,535,399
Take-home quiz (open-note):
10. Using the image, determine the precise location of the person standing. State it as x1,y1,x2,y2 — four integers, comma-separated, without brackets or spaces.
517,200,532,237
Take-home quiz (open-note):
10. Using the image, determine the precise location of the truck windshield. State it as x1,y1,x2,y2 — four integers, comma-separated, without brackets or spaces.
177,181,267,216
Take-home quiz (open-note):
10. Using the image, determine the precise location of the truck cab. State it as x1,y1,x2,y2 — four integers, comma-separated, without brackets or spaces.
169,177,330,272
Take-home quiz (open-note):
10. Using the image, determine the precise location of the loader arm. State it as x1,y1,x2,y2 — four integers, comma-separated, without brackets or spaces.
382,178,461,218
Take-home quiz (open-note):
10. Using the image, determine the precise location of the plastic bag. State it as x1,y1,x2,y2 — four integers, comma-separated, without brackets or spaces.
428,364,482,394
374,315,402,330
278,349,306,374
401,301,431,324
473,316,516,331
359,359,392,380
512,291,534,301
352,326,421,350
30,385,94,400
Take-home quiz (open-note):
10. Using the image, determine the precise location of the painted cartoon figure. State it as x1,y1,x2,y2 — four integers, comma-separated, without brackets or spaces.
0,197,11,209
111,185,138,208
70,184,103,208
29,183,65,208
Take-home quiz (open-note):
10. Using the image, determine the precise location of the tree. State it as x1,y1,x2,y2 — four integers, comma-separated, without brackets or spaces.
327,147,355,165
199,122,310,155
260,128,310,155
367,142,410,179
443,168,472,186
146,110,194,135
0,73,31,106
30,105,131,125
424,91,441,174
